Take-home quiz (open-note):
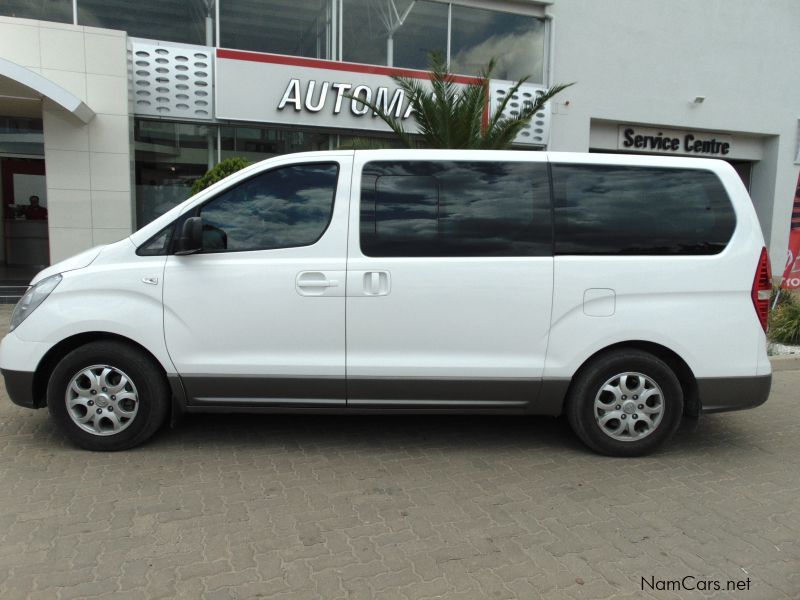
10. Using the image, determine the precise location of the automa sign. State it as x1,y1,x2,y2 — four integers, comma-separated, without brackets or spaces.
276,78,415,119
215,49,478,133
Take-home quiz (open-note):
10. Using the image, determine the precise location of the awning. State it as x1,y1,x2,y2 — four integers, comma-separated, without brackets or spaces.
0,56,95,123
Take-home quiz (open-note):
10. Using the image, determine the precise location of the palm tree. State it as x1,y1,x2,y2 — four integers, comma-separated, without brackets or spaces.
348,54,573,150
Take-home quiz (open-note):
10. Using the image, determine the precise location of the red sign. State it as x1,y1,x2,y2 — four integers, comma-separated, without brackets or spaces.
780,174,800,290
781,229,800,289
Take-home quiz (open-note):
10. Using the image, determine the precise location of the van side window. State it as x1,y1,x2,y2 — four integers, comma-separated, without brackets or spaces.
198,162,339,253
360,161,551,257
552,165,736,255
137,226,173,256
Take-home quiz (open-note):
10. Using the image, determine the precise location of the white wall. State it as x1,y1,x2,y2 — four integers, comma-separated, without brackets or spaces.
0,17,133,263
546,0,800,265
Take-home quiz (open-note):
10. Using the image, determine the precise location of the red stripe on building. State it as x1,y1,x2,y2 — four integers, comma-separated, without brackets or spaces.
216,48,484,85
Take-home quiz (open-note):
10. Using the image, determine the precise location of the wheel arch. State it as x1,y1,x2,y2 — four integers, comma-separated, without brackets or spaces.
32,332,183,418
564,340,699,417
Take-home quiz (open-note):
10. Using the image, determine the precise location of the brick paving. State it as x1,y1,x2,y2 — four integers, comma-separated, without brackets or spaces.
0,305,798,599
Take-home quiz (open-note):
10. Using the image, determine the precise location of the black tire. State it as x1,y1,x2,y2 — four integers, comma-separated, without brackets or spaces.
47,341,169,451
566,349,683,457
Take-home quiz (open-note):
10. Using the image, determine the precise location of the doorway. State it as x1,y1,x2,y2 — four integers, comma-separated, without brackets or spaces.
0,157,49,278
727,160,753,192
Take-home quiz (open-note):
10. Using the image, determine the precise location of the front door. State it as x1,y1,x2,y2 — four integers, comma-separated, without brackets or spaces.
345,152,554,409
163,155,352,407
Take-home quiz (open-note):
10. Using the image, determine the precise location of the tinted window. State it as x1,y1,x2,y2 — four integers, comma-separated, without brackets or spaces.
137,227,173,256
552,165,735,255
199,163,339,253
361,161,551,257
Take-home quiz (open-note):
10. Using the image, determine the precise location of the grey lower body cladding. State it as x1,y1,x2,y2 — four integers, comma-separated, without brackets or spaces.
1,369,36,408
177,375,569,415
697,374,771,413
175,373,772,415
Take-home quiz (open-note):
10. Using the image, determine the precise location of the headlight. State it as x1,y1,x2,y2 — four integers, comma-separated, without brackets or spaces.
9,274,62,332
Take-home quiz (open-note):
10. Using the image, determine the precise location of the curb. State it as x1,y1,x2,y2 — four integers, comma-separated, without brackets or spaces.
769,354,800,372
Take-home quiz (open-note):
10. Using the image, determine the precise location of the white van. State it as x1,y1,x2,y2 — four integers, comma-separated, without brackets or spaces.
0,150,772,456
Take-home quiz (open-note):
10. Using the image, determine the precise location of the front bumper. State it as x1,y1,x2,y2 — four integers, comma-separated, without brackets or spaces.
1,369,37,408
698,374,772,413
1,331,49,409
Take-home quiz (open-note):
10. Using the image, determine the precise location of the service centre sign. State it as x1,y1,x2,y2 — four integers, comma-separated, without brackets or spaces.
215,49,479,133
618,126,733,156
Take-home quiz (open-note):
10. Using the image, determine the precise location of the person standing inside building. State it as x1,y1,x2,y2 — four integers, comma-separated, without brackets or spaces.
23,195,47,220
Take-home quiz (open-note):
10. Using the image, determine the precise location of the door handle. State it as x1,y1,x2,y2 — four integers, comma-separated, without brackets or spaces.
296,271,341,296
299,280,337,288
363,271,390,296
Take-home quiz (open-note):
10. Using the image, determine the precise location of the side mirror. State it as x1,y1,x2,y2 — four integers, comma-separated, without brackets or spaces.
175,216,203,255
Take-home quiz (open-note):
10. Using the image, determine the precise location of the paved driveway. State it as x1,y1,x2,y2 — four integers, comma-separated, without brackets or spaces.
0,306,798,599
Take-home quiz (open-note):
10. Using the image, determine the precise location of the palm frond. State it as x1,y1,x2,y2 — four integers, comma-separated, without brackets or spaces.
341,86,416,149
357,51,574,150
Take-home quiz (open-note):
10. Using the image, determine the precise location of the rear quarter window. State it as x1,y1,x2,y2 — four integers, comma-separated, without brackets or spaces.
552,164,736,255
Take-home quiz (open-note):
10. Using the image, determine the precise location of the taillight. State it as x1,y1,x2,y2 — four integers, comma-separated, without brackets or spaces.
751,247,772,332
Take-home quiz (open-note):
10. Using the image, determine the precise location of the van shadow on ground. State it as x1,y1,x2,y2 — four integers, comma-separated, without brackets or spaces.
142,410,746,458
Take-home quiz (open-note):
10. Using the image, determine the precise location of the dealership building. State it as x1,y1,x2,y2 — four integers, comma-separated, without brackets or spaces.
0,0,798,278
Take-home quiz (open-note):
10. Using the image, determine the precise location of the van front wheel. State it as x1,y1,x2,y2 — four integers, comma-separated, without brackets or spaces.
566,350,683,457
47,341,169,451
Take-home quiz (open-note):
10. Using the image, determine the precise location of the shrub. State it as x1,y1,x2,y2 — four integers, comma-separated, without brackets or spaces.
770,293,800,345
191,157,251,195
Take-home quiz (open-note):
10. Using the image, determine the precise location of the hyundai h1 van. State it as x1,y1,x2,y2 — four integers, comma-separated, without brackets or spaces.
0,150,772,456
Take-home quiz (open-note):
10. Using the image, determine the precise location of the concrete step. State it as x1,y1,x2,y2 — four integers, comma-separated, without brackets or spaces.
0,283,29,305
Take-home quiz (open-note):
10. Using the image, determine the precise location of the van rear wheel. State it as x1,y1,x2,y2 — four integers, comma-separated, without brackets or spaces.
566,349,683,456
47,341,169,451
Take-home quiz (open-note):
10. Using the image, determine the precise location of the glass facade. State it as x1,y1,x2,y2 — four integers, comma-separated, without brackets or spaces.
220,126,331,163
0,117,44,157
450,5,546,82
135,120,214,227
2,1,214,45
342,1,546,81
4,1,546,82
220,0,332,58
0,0,72,24
78,0,213,46
343,0,448,70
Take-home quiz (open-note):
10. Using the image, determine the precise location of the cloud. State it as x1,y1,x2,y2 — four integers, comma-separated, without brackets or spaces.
451,28,545,81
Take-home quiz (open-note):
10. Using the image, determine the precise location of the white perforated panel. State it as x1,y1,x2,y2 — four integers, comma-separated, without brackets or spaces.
129,39,213,120
489,81,551,147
